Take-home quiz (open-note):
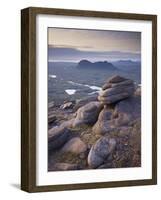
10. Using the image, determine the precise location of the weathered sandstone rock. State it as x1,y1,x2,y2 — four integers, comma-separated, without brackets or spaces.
92,108,112,135
88,137,116,168
98,76,134,104
61,137,87,154
48,126,71,150
72,101,103,127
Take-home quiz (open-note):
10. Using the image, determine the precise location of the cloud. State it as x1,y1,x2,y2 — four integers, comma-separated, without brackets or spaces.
48,47,141,62
48,28,141,53
49,44,93,50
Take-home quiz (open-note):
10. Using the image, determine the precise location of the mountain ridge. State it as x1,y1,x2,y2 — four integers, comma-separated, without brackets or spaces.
77,60,117,70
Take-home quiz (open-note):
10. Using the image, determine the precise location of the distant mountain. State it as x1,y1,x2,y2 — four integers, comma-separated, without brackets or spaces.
77,60,117,70
112,60,141,71
48,46,141,62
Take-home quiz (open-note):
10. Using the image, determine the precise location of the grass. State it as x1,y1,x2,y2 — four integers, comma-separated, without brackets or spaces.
70,124,102,146
56,152,87,167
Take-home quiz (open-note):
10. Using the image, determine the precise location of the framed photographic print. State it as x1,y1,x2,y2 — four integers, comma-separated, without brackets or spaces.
21,7,157,192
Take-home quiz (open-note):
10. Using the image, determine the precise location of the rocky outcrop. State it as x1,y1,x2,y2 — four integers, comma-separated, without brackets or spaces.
48,126,71,150
92,108,112,135
88,137,116,168
98,75,135,104
111,96,141,127
93,95,141,135
48,75,141,171
72,101,103,127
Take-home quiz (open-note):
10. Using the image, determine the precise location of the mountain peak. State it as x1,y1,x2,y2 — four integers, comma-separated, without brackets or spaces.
77,60,117,70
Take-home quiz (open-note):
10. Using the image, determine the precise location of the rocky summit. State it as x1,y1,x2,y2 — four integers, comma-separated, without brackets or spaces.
48,75,141,171
98,75,135,104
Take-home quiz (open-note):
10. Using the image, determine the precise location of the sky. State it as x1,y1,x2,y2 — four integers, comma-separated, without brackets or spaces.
48,28,141,62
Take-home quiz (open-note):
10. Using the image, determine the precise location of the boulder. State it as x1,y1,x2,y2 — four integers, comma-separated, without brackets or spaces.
48,113,57,124
88,137,116,168
102,83,112,90
92,108,112,135
111,96,141,127
98,92,133,104
48,126,71,151
100,85,134,97
108,75,127,83
74,95,98,111
102,79,133,90
60,102,73,110
61,137,87,154
111,79,134,88
60,119,75,129
99,76,134,104
72,101,103,127
93,96,141,134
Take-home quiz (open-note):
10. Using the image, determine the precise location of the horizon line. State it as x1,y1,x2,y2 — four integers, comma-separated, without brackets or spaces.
48,59,141,63
48,45,141,54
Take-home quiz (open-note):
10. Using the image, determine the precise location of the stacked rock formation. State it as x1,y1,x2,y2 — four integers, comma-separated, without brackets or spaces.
92,75,138,135
98,75,135,104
